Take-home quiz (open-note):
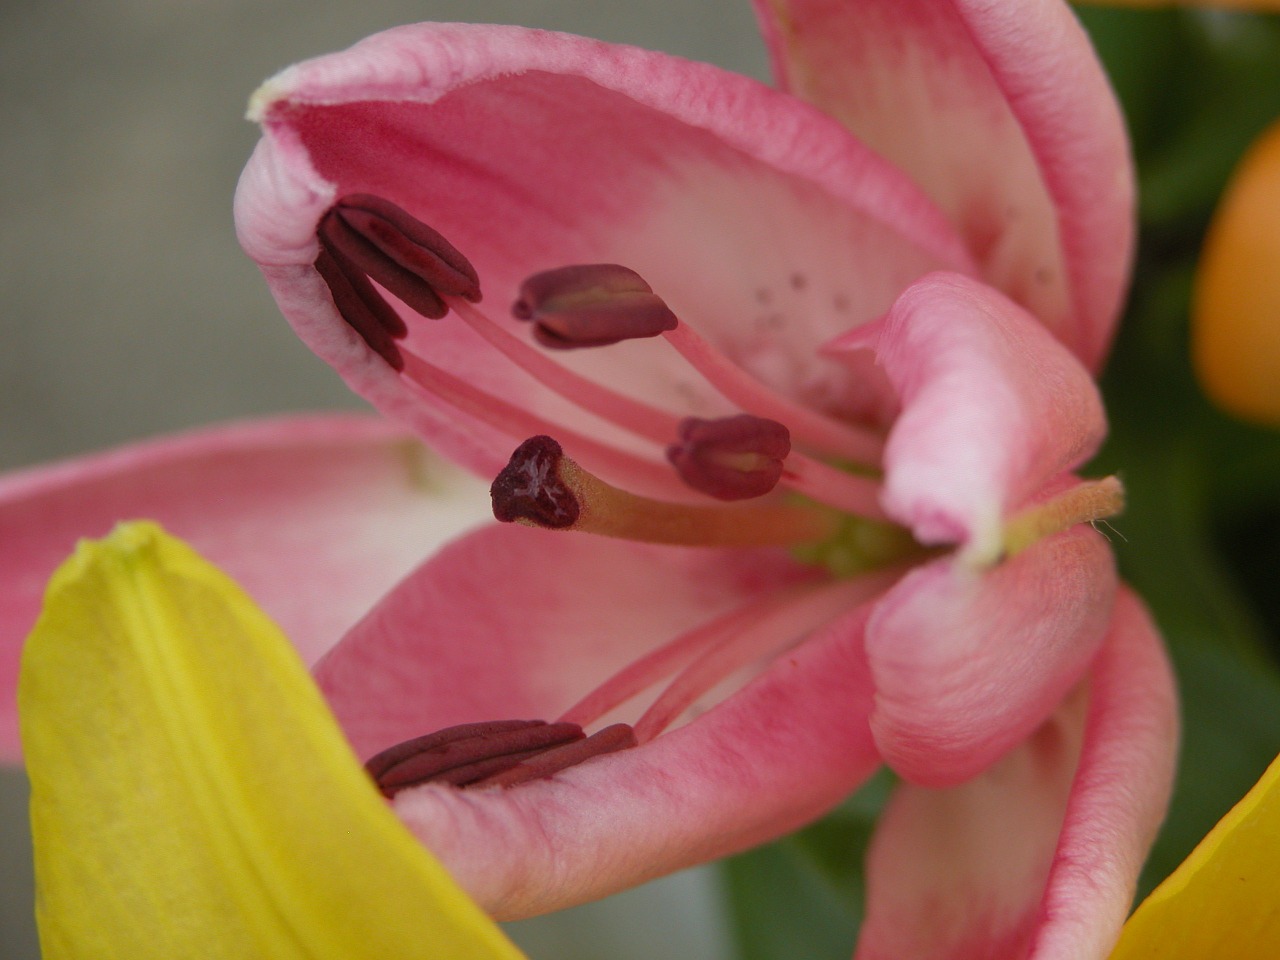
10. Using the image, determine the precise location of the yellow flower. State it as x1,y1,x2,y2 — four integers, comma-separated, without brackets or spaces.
19,521,523,959
1192,118,1280,425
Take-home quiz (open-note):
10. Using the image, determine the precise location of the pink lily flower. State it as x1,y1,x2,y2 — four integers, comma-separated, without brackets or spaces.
2,2,1178,957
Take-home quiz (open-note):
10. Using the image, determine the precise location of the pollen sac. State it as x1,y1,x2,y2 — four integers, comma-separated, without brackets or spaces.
473,723,638,789
314,195,480,367
314,248,408,370
364,719,586,797
490,435,581,528
667,415,791,501
512,264,677,349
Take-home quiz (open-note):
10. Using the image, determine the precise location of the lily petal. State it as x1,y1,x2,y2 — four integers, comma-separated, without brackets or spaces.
752,0,1134,367
837,272,1108,564
314,522,812,758
866,523,1116,786
856,588,1177,960
315,523,880,919
844,273,1116,783
0,413,487,762
19,521,523,959
391,600,880,920
236,22,970,481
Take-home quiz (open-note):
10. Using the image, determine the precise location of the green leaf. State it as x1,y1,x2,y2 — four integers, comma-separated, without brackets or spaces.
1077,8,1280,235
717,772,892,960
1141,634,1280,898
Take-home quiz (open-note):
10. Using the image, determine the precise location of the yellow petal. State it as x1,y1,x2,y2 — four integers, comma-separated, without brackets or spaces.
1109,750,1280,958
19,521,525,960
1193,118,1280,425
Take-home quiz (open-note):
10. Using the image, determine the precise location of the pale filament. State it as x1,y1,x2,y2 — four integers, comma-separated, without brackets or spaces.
396,352,680,496
633,571,900,743
557,582,824,729
663,321,886,466
442,296,886,518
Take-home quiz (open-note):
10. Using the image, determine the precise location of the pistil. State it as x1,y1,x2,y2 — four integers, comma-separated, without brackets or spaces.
1000,476,1126,560
491,435,840,547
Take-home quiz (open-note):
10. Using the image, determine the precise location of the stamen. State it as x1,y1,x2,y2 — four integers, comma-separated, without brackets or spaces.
1000,476,1126,560
491,436,840,547
633,572,899,742
780,454,887,520
397,353,682,496
314,248,407,370
469,723,637,789
558,583,821,729
666,415,790,501
513,264,677,348
662,321,886,465
511,263,883,465
445,299,890,518
364,719,584,797
450,299,682,443
317,193,480,319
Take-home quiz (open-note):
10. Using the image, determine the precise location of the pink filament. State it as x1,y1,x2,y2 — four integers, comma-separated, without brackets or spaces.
397,351,680,495
444,299,887,518
557,584,822,729
664,323,886,465
633,572,898,742
451,299,681,443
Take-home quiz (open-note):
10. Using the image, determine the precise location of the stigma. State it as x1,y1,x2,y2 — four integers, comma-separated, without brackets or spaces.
490,434,839,548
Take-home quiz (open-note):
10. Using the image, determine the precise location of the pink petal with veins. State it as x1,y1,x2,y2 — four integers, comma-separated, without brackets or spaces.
1027,589,1178,960
836,272,1107,563
866,524,1116,786
315,522,813,759
235,23,970,482
752,0,1133,367
0,414,487,762
390,599,880,919
856,588,1176,960
315,522,881,918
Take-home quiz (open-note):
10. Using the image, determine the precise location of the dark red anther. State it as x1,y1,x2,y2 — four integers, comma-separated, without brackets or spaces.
317,193,480,321
365,719,585,797
490,435,580,528
314,248,407,369
666,415,791,501
470,723,638,789
512,264,677,349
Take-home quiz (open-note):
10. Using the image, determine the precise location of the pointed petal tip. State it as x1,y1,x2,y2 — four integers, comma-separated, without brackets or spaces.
246,75,290,124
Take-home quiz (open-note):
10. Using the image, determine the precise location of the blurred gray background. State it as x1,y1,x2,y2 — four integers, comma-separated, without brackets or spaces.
0,1,770,955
